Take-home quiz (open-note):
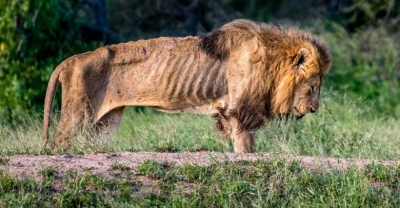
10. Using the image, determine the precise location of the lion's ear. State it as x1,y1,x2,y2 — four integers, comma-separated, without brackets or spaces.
293,48,311,75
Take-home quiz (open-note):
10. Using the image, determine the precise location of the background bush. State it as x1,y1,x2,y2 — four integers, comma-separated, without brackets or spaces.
1,0,399,121
0,0,101,122
322,23,400,116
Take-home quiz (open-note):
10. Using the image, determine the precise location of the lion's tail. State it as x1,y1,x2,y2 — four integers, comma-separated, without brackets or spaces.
200,19,263,59
42,65,62,149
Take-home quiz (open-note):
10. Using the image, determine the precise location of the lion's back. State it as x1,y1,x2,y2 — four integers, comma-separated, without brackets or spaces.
65,36,227,113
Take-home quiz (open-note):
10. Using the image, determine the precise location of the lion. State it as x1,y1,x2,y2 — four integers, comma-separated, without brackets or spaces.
43,19,331,153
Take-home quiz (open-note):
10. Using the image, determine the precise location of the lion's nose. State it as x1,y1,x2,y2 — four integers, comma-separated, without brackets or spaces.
310,106,317,113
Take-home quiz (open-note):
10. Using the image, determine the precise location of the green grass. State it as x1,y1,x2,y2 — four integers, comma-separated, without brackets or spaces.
107,92,400,160
0,92,399,159
0,160,399,207
111,107,231,153
256,92,400,160
1,91,399,206
0,115,43,155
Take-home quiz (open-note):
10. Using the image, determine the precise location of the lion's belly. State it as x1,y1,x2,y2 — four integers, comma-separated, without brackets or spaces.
151,104,216,115
150,97,228,115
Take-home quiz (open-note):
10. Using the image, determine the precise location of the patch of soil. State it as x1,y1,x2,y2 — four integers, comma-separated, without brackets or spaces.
1,152,398,183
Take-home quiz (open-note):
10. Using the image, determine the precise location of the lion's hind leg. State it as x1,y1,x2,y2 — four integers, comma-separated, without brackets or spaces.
51,107,88,153
214,115,231,140
91,107,125,145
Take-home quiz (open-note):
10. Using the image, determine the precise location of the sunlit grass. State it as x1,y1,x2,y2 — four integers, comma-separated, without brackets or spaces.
1,92,400,206
256,92,400,160
0,115,42,155
110,108,230,153
0,92,399,160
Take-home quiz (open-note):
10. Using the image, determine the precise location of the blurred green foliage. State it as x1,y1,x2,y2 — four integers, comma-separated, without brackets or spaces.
322,23,400,116
0,0,399,121
0,0,100,122
321,0,400,116
342,0,399,31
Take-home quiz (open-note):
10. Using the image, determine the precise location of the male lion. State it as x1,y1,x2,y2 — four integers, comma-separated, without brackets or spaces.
43,19,331,153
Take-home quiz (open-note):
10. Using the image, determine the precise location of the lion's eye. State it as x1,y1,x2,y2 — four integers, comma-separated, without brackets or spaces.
310,86,316,93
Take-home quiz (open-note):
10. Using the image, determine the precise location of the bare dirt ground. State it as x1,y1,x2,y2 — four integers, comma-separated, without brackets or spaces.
1,152,398,184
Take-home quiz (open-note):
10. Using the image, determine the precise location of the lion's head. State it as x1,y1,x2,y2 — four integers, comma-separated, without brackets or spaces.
272,37,331,120
291,74,323,120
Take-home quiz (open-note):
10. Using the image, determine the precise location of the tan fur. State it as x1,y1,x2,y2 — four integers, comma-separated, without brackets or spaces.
43,19,331,153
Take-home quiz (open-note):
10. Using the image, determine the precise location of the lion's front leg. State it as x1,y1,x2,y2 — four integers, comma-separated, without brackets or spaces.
233,130,254,153
229,117,254,153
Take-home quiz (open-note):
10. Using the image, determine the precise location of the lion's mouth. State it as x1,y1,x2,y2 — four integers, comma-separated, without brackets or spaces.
278,113,290,121
292,107,305,120
278,112,304,121
295,114,305,120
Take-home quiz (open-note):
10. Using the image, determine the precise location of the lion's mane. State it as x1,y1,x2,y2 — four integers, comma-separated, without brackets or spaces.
201,19,331,130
